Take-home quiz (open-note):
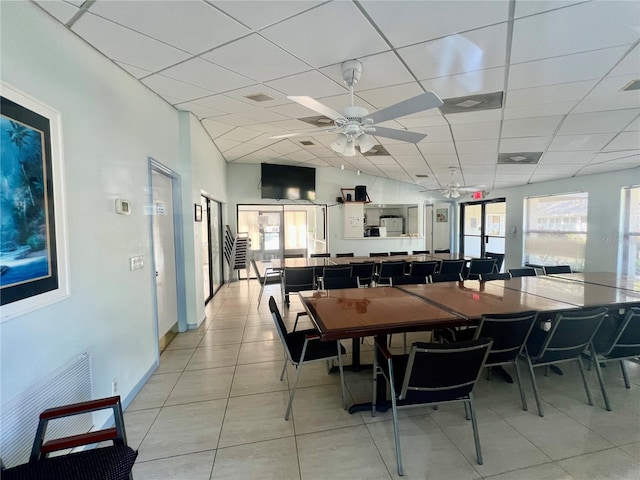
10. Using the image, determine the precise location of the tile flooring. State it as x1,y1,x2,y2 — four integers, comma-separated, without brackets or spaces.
127,280,640,479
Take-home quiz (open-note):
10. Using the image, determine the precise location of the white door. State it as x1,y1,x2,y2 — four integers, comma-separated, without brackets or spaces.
424,205,434,252
151,169,179,338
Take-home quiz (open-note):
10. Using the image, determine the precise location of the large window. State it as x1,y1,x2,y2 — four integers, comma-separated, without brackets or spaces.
524,192,588,271
621,186,640,276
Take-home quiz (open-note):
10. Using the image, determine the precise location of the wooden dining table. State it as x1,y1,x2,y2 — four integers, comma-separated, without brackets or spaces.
544,272,640,293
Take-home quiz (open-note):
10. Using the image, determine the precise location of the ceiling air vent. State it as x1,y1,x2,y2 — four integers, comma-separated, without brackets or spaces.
298,115,334,127
497,152,542,165
357,144,390,156
440,91,503,114
622,80,640,91
415,174,430,178
299,140,315,146
244,93,275,102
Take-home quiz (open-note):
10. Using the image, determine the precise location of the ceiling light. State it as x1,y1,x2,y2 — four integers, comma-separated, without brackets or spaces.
340,164,344,170
442,191,451,199
343,139,356,157
357,170,361,176
331,133,348,154
357,133,375,154
450,190,461,199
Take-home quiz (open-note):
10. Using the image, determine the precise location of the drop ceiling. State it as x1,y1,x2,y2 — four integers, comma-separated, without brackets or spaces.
35,0,640,193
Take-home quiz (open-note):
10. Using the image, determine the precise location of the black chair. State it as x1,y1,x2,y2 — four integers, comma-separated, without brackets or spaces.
431,272,463,283
269,297,347,420
543,265,572,274
310,253,330,258
524,307,608,416
251,258,282,308
2,396,137,480
434,248,451,253
322,265,352,279
409,260,438,277
322,276,359,290
335,252,354,257
390,275,428,286
282,266,315,307
369,252,389,257
588,307,640,411
376,261,406,286
412,250,430,254
465,258,497,280
350,262,376,287
479,272,512,281
439,259,465,275
485,252,505,272
284,253,305,258
509,267,537,277
390,251,408,256
372,338,493,476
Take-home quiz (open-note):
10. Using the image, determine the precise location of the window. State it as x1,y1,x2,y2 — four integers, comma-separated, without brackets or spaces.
523,192,588,271
621,186,640,276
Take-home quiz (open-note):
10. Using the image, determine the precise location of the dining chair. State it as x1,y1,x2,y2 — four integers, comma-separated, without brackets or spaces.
542,265,572,274
439,259,465,275
268,297,347,420
508,267,537,277
465,258,497,280
349,262,376,287
251,258,282,308
409,260,439,278
434,248,451,253
3,396,138,480
372,338,493,476
485,252,505,272
369,252,389,257
282,266,315,307
284,253,305,259
335,252,354,257
412,250,430,254
390,251,408,256
523,307,608,416
310,253,330,258
587,307,640,411
322,265,352,279
322,276,359,290
479,272,512,281
430,272,463,283
376,261,406,286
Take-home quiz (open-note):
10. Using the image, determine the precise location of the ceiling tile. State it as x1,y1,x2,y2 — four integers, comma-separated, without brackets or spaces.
141,74,214,102
534,163,581,174
625,117,640,132
201,34,311,82
514,1,584,18
451,121,501,141
499,136,551,152
320,51,414,91
220,127,263,143
260,2,388,68
215,138,242,152
214,1,323,31
445,110,502,125
508,46,628,90
265,70,346,98
591,150,640,163
506,80,596,107
88,0,250,55
421,153,459,165
115,61,153,79
504,101,576,120
360,0,509,48
603,132,640,151
398,24,508,80
356,83,425,110
383,143,421,156
558,110,640,135
420,67,505,99
175,101,227,119
538,151,596,165
548,133,616,152
456,140,499,154
202,119,236,138
72,12,191,71
160,57,253,94
34,0,79,24
511,1,640,63
502,116,563,137
458,153,497,165
609,45,640,77
419,143,457,155
578,161,639,175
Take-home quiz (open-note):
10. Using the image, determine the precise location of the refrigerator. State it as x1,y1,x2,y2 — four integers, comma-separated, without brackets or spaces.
379,217,403,236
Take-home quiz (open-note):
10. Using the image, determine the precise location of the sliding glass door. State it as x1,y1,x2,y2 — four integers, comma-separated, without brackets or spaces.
460,198,506,262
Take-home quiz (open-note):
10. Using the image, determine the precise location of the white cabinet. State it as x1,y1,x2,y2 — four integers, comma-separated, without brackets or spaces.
343,203,364,238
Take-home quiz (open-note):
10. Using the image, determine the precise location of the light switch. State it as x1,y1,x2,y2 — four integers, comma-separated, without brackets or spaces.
130,255,144,271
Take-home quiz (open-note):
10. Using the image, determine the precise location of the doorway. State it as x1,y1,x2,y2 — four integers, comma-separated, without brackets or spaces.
202,195,223,304
460,198,506,262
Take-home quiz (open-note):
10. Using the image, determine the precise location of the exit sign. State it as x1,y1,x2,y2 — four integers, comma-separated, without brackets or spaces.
473,191,484,199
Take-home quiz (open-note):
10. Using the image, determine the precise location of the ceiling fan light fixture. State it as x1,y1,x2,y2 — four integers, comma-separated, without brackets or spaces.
357,133,375,154
343,139,356,157
450,190,461,199
330,133,348,154
442,190,451,199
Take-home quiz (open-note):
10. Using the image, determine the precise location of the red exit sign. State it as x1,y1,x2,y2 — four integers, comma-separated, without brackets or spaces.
472,191,483,199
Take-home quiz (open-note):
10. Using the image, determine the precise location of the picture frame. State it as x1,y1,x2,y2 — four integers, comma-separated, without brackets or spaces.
1,83,69,321
436,208,448,223
194,204,203,222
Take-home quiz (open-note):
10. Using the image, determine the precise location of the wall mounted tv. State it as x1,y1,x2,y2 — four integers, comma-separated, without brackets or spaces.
261,163,316,201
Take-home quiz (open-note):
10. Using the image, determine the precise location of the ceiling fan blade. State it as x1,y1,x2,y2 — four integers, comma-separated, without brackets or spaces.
269,126,338,139
457,185,487,191
367,91,443,124
288,96,345,122
372,126,427,143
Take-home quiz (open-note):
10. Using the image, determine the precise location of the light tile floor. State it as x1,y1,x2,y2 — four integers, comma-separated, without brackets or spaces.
128,280,640,479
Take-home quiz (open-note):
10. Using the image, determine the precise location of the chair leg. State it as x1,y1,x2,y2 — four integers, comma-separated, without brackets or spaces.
280,357,288,381
337,341,347,410
463,401,471,420
285,340,308,420
577,358,593,406
513,360,528,411
525,351,544,417
620,360,631,388
257,284,264,308
591,345,611,411
388,363,404,476
371,348,378,417
468,395,483,465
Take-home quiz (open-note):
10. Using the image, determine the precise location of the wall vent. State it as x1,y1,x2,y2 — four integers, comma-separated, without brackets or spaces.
0,352,93,467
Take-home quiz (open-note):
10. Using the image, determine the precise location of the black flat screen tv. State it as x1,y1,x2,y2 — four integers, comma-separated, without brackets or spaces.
261,163,316,201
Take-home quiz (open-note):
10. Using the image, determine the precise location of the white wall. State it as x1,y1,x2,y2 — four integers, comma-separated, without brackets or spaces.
481,167,640,272
226,163,438,256
0,2,226,415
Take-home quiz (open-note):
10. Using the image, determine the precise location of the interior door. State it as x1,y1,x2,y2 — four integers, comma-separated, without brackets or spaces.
460,199,506,262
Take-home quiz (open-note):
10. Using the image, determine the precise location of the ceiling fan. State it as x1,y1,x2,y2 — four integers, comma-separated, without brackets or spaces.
421,167,486,199
271,59,443,156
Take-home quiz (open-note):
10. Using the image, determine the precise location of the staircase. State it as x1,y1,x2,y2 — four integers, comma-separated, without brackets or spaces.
224,226,249,285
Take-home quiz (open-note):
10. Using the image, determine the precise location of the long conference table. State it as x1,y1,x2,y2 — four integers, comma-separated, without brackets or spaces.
299,273,640,412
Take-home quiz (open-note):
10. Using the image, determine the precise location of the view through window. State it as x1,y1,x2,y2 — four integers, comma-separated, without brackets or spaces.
621,186,640,277
523,192,588,271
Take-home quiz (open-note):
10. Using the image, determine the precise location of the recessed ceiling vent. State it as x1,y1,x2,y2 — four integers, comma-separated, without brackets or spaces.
415,174,430,178
244,93,275,102
357,144,390,156
299,140,315,146
298,115,334,127
622,80,640,91
440,91,503,114
497,152,542,165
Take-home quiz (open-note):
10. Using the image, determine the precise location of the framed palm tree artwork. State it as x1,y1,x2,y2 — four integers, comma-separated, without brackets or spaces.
1,84,69,320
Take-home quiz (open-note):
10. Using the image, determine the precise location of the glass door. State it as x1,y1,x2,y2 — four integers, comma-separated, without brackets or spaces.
202,195,223,304
460,198,506,264
238,205,284,262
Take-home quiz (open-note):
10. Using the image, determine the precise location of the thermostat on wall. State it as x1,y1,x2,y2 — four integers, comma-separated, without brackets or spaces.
115,199,131,215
